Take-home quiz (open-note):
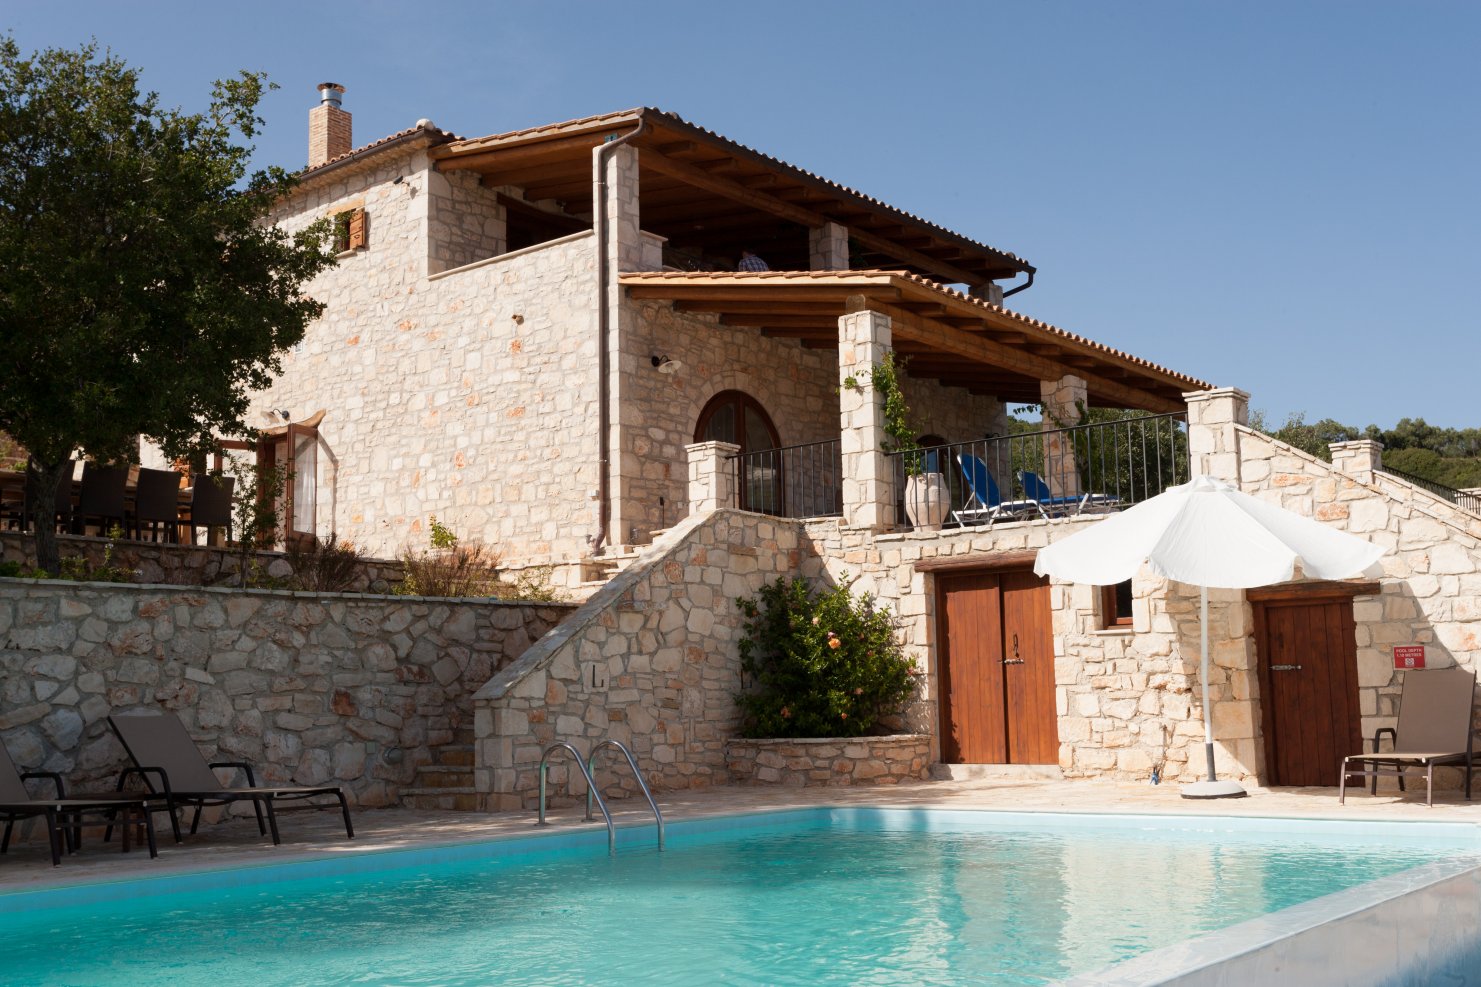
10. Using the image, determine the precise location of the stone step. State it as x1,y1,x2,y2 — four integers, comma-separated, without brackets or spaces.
434,744,475,767
930,763,1064,782
401,788,481,812
412,765,474,789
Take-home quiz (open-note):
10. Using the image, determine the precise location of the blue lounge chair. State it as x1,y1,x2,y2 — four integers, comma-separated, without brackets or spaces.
953,454,1038,528
1017,470,1119,518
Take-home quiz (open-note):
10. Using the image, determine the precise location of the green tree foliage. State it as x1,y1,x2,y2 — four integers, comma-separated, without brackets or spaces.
1249,411,1481,490
1244,411,1359,461
0,40,335,572
735,576,918,738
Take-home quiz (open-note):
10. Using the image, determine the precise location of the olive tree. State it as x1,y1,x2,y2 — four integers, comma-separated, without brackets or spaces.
0,40,334,573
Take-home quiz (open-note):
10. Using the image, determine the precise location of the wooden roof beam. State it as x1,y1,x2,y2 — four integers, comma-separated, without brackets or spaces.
640,152,986,284
436,132,605,172
869,301,1183,413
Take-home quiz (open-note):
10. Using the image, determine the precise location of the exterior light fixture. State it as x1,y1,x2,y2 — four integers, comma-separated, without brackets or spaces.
650,355,682,375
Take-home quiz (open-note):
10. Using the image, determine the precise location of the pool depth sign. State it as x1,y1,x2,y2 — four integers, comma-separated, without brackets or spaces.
1393,645,1426,670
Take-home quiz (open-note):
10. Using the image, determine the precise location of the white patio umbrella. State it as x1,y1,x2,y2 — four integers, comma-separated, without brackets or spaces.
1033,475,1386,799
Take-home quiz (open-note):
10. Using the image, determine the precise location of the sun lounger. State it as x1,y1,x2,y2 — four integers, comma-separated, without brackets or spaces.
109,712,354,844
1,743,158,865
952,454,1039,528
1017,470,1119,518
1339,667,1477,807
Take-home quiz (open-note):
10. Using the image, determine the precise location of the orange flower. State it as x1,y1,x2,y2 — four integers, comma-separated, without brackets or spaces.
828,638,841,650
840,712,848,720
780,706,791,718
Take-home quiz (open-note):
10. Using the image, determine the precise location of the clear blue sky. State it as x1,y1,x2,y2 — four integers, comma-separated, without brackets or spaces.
9,2,1477,429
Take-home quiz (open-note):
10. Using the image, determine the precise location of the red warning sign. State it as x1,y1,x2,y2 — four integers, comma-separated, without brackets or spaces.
1393,646,1426,670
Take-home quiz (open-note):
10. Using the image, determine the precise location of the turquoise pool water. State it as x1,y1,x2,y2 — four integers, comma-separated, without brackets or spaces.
2,809,1479,986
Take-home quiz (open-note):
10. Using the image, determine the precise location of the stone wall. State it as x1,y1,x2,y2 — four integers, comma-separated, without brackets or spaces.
725,735,931,787
258,143,603,582
797,516,1238,783
0,531,404,594
474,509,805,809
428,169,506,274
0,579,572,805
1239,427,1481,741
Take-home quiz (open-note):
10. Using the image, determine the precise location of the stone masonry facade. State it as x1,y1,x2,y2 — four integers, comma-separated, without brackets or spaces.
0,579,571,806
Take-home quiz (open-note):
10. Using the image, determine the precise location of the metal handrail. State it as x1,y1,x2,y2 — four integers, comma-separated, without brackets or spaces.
586,739,665,851
537,741,615,855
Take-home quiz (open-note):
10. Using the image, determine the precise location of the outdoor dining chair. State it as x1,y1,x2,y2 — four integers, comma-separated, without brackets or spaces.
187,474,234,546
14,461,76,533
1339,667,1478,807
133,467,183,543
73,461,129,536
109,711,354,845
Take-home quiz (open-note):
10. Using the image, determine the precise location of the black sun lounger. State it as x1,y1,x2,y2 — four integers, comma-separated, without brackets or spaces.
1,743,158,865
109,712,354,844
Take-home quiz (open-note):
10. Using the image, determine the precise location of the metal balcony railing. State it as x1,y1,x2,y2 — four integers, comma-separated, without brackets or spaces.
1378,465,1481,514
728,439,842,519
891,413,1190,530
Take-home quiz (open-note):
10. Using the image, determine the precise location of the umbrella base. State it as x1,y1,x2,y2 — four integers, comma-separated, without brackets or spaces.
1180,779,1249,799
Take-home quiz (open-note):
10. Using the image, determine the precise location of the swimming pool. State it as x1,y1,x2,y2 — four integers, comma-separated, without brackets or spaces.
2,808,1479,986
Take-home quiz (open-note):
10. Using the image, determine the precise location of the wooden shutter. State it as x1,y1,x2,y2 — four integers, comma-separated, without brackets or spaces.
347,208,367,250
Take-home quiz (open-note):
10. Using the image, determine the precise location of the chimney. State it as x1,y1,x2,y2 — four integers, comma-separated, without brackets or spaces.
308,83,352,167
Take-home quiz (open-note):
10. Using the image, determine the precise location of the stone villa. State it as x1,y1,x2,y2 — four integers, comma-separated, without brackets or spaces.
7,86,1479,813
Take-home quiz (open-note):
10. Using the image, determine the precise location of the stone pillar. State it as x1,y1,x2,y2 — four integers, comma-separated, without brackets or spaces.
969,282,1005,306
809,222,849,270
1184,387,1250,484
603,143,643,548
605,145,643,277
686,441,740,515
1329,440,1383,485
1039,375,1087,498
838,308,895,531
638,230,667,272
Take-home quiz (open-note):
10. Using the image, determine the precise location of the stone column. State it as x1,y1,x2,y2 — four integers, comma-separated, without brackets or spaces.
638,230,667,272
1184,387,1250,484
686,440,740,515
603,144,643,548
809,222,849,270
1039,375,1087,498
838,308,895,531
1329,440,1384,485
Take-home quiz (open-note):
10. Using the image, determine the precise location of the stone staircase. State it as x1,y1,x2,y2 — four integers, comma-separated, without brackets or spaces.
575,545,645,593
402,728,479,811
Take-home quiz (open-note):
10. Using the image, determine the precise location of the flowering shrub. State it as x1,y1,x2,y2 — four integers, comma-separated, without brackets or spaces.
735,576,918,738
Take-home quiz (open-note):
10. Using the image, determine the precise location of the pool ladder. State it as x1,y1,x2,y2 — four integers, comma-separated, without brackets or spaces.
537,739,665,855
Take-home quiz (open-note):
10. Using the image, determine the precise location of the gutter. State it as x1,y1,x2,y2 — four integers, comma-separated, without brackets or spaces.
589,115,649,557
1002,268,1036,299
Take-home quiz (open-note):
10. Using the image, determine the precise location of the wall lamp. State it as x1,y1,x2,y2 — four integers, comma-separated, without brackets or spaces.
650,355,683,375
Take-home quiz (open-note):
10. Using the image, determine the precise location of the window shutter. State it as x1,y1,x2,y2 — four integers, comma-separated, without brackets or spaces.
347,208,367,250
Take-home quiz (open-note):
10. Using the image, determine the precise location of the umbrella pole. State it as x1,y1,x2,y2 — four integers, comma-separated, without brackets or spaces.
1182,584,1247,799
1201,586,1217,781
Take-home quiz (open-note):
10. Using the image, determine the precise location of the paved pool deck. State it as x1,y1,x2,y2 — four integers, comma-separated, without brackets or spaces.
3,776,1479,894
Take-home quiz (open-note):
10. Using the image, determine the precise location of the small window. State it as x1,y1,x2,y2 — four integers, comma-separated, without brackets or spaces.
1100,580,1134,629
332,208,367,253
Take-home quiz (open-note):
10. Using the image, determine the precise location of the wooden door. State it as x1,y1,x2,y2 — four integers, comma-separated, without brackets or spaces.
1254,597,1362,787
938,569,1059,764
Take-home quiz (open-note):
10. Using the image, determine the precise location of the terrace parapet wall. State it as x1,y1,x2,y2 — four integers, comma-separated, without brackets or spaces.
725,735,931,787
0,579,572,807
0,531,404,593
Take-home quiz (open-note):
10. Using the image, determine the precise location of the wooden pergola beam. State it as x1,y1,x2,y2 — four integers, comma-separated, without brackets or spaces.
639,153,991,285
869,301,1183,413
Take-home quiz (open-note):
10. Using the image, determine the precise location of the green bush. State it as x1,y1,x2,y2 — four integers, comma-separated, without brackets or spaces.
735,576,918,738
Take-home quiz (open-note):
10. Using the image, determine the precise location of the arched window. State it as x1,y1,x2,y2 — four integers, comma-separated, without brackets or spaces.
695,390,782,513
